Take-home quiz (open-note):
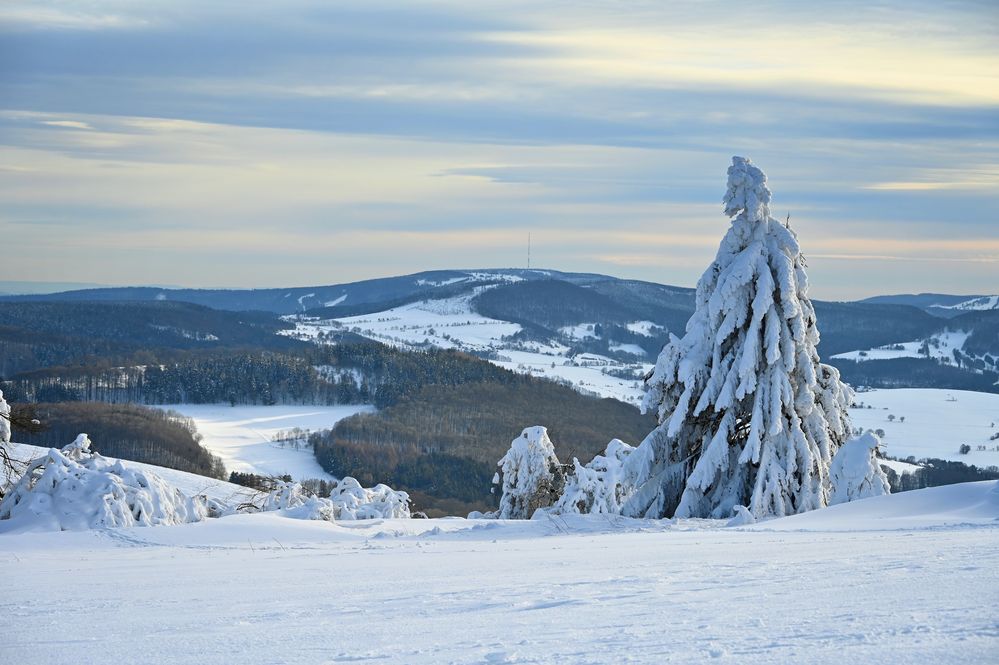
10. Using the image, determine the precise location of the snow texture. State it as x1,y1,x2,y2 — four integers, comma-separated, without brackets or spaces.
625,156,853,520
2,479,997,665
829,431,891,505
0,434,208,532
494,426,565,519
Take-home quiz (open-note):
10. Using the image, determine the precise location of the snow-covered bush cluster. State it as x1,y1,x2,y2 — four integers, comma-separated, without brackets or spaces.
554,439,637,515
493,426,565,519
259,477,411,521
0,434,209,532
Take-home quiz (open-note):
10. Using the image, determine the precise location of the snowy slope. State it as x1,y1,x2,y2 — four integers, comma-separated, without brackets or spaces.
747,479,999,531
155,404,375,481
2,480,997,664
831,330,970,363
849,389,999,464
935,295,999,312
5,442,253,504
286,293,654,405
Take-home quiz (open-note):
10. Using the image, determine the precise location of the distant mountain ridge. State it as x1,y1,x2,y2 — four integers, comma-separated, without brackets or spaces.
0,269,615,315
3,268,997,393
860,293,999,319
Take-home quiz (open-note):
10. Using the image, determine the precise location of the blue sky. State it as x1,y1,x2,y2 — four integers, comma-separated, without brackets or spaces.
1,0,996,299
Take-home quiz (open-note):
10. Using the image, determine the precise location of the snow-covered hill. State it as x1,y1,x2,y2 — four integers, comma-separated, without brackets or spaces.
286,292,655,405
934,295,999,313
3,479,997,664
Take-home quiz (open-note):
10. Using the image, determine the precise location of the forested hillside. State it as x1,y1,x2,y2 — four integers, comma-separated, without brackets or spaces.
313,379,656,514
16,402,226,479
0,300,302,375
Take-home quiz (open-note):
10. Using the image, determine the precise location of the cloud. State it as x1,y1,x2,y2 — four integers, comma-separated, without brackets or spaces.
0,1,997,298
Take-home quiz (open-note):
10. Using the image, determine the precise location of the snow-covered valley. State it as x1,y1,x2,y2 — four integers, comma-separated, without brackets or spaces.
4,479,997,665
155,404,375,481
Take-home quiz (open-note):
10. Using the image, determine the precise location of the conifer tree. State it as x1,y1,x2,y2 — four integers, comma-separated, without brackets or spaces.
623,156,853,519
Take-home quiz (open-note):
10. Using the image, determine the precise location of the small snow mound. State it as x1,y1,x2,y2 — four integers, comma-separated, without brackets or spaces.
0,434,208,532
726,505,756,526
829,432,891,506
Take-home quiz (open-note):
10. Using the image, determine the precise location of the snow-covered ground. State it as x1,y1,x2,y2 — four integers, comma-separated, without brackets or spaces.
850,389,999,464
156,404,375,481
3,480,997,664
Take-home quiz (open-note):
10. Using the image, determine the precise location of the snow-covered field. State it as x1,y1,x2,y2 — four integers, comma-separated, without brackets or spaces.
3,480,997,664
832,330,970,363
157,404,375,481
849,389,999,465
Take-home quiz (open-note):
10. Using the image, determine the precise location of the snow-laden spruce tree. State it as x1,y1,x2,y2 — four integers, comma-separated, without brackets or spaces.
622,156,853,520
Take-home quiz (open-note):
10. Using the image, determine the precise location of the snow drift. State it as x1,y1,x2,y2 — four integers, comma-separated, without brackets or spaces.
0,434,209,532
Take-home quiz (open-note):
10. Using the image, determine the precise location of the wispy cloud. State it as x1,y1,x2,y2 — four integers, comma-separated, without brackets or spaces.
1,1,997,298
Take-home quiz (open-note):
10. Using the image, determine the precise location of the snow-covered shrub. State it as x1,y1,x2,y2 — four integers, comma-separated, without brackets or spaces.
259,477,411,520
622,157,853,520
553,439,636,515
0,389,10,447
495,426,565,519
328,477,410,519
259,479,310,511
829,431,891,505
0,434,208,531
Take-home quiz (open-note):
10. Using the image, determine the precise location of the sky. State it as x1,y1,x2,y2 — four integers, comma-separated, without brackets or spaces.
1,0,997,300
